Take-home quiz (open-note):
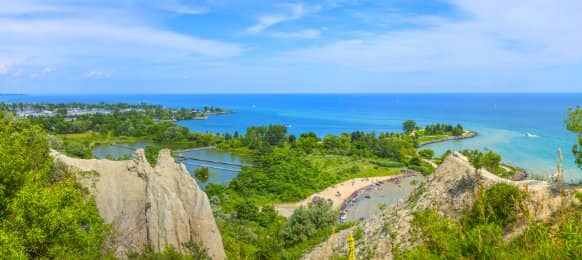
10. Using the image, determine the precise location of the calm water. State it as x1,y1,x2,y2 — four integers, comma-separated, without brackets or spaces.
92,142,148,159
177,149,245,189
2,93,581,181
92,144,244,189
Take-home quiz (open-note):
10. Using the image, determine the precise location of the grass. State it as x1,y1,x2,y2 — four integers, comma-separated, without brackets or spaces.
417,134,450,143
307,154,401,179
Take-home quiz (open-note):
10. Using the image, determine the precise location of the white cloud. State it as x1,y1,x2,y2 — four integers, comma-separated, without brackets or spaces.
156,1,209,15
271,29,320,39
30,67,55,78
84,70,112,79
0,64,8,75
0,19,242,58
246,3,315,33
0,0,243,73
275,0,582,72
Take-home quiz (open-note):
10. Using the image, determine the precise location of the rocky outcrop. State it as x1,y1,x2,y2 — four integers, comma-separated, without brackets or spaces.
51,149,226,260
303,152,565,259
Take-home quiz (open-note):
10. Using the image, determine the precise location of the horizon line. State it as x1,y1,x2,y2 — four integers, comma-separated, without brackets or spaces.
2,92,582,95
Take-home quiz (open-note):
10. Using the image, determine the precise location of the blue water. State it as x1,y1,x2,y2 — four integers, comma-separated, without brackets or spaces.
2,94,581,180
178,149,245,189
91,143,244,189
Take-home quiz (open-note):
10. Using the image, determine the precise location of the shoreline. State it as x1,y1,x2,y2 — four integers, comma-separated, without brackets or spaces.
418,130,478,148
274,174,408,217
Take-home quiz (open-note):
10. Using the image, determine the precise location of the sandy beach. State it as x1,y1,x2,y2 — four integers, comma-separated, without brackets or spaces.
274,174,408,217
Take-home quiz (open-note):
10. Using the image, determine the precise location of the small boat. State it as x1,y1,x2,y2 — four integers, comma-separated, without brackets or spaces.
525,132,538,137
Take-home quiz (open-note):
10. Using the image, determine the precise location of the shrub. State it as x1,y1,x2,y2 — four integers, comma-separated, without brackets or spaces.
418,149,435,159
194,167,210,183
464,183,524,228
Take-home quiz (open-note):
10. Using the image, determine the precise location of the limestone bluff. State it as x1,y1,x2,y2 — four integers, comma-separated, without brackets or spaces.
51,149,226,260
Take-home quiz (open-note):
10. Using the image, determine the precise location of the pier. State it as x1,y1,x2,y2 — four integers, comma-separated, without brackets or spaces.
174,155,249,167
110,143,138,150
179,161,241,172
174,146,216,153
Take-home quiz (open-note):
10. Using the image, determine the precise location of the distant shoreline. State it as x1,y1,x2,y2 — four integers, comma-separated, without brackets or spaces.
418,130,478,148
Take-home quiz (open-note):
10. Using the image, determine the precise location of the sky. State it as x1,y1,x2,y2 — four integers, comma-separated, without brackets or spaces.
1,0,581,93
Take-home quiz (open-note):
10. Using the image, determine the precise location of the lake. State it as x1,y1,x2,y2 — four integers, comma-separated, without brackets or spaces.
3,93,582,181
92,144,245,189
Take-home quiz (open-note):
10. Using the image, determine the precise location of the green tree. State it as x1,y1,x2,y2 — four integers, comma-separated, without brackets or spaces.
145,144,162,166
5,181,110,258
0,116,52,214
283,200,337,246
452,124,464,136
235,201,259,221
565,106,582,169
265,124,288,146
418,149,435,159
194,167,210,183
402,120,417,133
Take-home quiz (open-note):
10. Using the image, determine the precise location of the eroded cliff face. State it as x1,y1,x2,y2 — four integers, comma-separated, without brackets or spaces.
51,149,226,260
303,152,565,260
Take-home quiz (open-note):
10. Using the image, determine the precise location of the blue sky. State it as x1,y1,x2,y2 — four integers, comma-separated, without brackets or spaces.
1,0,581,93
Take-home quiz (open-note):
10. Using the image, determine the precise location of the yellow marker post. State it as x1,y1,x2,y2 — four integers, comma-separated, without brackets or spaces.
348,233,355,260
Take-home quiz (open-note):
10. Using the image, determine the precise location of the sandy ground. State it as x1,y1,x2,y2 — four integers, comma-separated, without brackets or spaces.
274,174,406,217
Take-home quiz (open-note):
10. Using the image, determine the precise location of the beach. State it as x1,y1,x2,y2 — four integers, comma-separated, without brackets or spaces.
274,173,415,217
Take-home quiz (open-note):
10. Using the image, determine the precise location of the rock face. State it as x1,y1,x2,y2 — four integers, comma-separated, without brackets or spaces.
303,152,563,259
52,149,226,260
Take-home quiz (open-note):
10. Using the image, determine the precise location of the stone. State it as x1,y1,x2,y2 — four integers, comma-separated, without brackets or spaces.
51,149,226,260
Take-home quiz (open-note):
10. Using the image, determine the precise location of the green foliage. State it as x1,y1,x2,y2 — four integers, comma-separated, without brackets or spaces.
5,180,110,259
0,115,110,259
229,148,400,203
566,105,582,169
464,183,524,228
461,149,513,177
404,211,506,259
423,123,463,136
353,227,363,240
403,187,582,259
407,157,434,176
234,201,259,221
283,200,338,246
402,120,417,133
128,242,211,260
194,167,210,183
145,144,162,166
244,125,288,150
418,149,434,159
63,139,92,158
0,115,52,215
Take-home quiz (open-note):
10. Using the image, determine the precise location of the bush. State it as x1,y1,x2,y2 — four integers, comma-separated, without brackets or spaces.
464,183,524,228
144,145,162,166
194,167,210,183
235,201,259,221
283,200,338,246
418,149,435,159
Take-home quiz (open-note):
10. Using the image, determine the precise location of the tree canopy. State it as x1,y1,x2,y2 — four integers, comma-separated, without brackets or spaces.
566,106,582,169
